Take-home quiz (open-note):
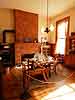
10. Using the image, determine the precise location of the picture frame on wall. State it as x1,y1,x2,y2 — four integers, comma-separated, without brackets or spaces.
3,29,15,43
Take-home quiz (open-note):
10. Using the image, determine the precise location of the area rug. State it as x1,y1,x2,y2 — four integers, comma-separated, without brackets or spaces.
29,63,74,90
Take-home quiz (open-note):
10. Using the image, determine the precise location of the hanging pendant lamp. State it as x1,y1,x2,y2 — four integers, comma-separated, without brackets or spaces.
44,0,50,33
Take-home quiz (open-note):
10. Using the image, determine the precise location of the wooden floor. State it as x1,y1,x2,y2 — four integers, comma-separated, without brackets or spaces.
1,63,75,100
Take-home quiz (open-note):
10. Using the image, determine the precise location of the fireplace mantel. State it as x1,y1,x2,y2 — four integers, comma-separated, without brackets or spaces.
15,43,40,64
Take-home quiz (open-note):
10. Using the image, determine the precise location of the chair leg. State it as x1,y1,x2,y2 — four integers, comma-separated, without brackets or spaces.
42,70,48,81
46,68,51,79
54,66,57,74
49,63,57,76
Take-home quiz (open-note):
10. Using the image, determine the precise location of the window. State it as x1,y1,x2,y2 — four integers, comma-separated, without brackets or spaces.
55,17,70,55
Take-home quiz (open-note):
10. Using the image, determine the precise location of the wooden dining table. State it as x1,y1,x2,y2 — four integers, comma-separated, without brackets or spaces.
21,58,57,91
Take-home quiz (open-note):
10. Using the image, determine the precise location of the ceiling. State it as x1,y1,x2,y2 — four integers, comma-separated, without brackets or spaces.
0,0,75,17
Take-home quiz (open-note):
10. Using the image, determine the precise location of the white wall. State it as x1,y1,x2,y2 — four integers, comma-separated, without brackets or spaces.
0,8,14,30
0,8,15,42
49,7,75,43
0,7,75,43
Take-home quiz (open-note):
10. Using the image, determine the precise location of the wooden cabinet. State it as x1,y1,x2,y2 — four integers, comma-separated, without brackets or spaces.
64,55,75,66
64,33,75,67
69,36,75,54
0,43,15,67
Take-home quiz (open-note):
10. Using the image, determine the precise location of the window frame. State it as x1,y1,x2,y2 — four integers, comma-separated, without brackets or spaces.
56,16,70,54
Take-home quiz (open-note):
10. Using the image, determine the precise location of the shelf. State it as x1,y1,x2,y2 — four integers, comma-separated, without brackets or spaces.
69,34,75,54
